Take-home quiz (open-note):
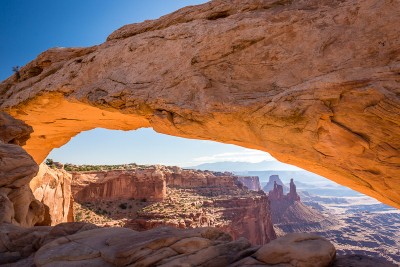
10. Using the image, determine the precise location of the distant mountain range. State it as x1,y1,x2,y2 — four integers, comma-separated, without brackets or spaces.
187,160,302,172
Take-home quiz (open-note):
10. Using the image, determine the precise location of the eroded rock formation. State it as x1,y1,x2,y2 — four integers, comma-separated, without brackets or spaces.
0,112,43,227
0,0,398,208
130,187,276,245
268,179,334,234
71,166,276,245
263,175,289,194
236,176,261,191
30,163,74,225
0,223,336,267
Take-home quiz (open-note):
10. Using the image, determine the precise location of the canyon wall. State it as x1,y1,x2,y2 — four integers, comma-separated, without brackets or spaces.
0,0,398,208
72,166,276,245
30,163,74,225
72,168,166,202
263,175,289,194
165,167,239,188
268,178,333,233
71,166,246,202
236,176,262,191
130,186,276,245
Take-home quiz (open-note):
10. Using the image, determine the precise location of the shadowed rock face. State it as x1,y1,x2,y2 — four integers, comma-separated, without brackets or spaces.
0,112,44,227
0,0,399,208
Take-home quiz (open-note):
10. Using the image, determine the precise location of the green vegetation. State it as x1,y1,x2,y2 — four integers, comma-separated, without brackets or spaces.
63,163,148,172
45,158,57,169
12,66,20,80
75,211,82,222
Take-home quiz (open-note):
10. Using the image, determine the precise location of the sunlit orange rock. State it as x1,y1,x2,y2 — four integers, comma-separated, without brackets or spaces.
0,0,399,208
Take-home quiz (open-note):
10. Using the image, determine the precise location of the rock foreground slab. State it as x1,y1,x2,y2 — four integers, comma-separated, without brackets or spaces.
0,222,336,267
0,0,399,208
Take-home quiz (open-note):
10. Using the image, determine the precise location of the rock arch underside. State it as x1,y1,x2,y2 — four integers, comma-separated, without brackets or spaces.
0,0,399,225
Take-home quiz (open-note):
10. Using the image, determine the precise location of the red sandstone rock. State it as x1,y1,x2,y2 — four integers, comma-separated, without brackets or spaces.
236,176,262,191
30,163,73,226
72,168,166,202
0,112,43,227
263,175,289,194
268,179,333,234
71,166,276,245
0,0,399,209
0,222,336,267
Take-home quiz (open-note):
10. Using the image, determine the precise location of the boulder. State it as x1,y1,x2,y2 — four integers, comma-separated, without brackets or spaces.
255,233,336,267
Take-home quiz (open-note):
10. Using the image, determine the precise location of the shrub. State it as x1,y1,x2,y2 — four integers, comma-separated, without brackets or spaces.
119,203,128,209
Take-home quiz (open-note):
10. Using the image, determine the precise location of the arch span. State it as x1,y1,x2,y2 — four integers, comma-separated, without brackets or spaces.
1,0,399,208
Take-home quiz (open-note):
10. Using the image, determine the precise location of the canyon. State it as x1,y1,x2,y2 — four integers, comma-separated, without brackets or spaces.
0,0,399,266
265,175,400,265
70,165,276,245
267,177,334,235
0,0,398,209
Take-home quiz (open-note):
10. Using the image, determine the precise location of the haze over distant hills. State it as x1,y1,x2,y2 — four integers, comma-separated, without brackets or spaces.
187,160,302,172
188,160,365,197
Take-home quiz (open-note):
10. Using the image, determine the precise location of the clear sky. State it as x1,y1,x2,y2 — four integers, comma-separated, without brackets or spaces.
1,0,296,168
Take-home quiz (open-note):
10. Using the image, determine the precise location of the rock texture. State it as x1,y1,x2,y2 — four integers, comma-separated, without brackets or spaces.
253,233,336,267
0,0,399,209
236,176,261,191
0,112,43,227
71,166,276,245
30,163,74,226
165,167,240,188
72,168,167,202
268,179,334,233
130,187,276,245
0,222,336,267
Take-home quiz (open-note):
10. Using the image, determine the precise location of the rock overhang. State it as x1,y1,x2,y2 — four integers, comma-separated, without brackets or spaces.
0,0,399,209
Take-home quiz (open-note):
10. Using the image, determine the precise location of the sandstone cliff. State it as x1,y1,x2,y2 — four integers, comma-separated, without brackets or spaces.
130,186,276,245
72,168,166,202
263,175,289,194
237,176,262,191
71,165,276,245
268,178,334,234
0,0,398,208
164,167,240,188
30,163,73,226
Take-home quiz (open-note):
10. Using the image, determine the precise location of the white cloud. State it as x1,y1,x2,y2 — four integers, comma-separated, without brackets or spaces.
192,149,277,164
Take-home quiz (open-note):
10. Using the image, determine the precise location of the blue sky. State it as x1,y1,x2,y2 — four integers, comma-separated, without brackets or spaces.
1,0,295,168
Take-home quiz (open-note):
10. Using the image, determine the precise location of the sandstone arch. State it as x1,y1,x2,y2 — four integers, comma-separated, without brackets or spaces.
1,0,399,209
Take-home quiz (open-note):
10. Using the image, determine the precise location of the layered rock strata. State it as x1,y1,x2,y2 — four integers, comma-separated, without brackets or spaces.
268,179,334,234
0,0,398,208
236,176,261,191
263,175,289,194
130,186,276,245
72,168,166,202
71,165,276,245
